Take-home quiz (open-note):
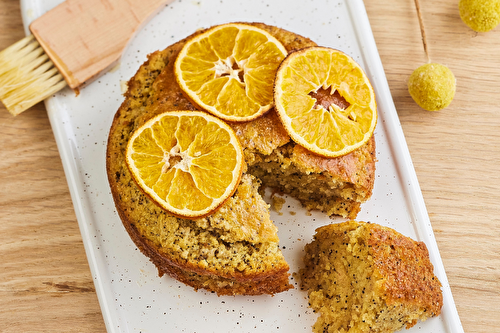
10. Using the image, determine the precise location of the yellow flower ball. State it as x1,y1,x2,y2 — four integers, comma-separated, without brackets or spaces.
408,63,456,111
459,0,500,32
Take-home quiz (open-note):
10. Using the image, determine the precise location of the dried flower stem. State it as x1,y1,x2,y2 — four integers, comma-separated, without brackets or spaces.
414,0,431,63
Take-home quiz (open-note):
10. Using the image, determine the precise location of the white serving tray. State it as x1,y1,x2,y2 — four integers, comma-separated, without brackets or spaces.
20,0,464,332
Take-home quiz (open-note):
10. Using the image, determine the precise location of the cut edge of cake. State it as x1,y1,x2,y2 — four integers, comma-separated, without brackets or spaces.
299,220,443,332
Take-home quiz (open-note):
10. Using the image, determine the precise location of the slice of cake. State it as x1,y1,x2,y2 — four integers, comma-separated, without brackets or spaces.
106,22,376,295
299,220,443,332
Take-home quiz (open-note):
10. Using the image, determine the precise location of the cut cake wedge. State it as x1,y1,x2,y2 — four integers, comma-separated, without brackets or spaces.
300,220,442,332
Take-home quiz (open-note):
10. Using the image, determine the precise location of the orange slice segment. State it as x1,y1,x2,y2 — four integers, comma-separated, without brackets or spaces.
274,47,377,157
175,23,287,122
126,111,244,219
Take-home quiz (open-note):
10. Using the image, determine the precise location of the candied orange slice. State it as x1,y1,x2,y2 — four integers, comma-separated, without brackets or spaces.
274,47,377,157
175,23,287,122
125,111,244,218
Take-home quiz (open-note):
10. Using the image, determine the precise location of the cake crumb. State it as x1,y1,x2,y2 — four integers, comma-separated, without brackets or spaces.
120,80,128,93
271,193,286,215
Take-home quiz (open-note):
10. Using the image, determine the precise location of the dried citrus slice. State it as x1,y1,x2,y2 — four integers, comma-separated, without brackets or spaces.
274,47,377,158
125,111,244,219
174,23,287,122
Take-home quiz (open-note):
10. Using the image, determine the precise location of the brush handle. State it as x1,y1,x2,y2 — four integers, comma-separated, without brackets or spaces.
29,0,175,89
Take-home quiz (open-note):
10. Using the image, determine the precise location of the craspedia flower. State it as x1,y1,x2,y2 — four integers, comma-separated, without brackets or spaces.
408,63,456,111
459,0,500,32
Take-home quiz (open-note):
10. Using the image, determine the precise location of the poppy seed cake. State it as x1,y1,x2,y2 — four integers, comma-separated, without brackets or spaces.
106,22,376,295
300,220,443,332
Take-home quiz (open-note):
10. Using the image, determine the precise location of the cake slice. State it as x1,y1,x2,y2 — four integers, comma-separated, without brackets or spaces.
300,220,443,332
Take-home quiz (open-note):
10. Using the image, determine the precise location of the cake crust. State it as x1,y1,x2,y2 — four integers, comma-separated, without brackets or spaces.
300,220,442,332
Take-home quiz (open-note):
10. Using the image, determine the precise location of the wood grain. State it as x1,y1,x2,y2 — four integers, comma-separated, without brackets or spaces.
0,1,106,332
1,0,499,332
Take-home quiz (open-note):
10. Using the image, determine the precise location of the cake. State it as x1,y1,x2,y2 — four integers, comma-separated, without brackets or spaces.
299,220,443,332
106,22,376,296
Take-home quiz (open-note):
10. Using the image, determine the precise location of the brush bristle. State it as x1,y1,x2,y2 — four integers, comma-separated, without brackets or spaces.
0,35,67,116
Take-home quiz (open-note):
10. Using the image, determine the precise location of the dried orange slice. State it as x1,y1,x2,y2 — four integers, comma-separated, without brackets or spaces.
174,23,287,122
125,111,244,219
274,47,377,158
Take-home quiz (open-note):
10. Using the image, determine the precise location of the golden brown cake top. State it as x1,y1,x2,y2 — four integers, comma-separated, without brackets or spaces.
366,222,443,317
231,109,290,155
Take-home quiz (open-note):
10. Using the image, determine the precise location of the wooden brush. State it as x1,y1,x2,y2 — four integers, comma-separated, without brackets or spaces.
0,0,174,116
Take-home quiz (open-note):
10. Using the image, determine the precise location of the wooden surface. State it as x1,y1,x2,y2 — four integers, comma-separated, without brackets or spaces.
1,0,499,332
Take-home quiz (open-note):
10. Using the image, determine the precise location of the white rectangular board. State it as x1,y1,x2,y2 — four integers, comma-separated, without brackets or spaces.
20,0,464,332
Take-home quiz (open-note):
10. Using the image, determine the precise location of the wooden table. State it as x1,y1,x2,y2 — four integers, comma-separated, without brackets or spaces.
1,0,499,331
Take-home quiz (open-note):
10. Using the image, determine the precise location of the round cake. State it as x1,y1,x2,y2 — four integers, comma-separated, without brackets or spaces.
106,22,376,296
